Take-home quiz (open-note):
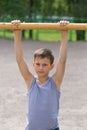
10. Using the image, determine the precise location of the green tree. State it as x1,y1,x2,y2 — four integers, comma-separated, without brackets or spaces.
65,0,87,40
41,0,54,17
66,0,87,17
0,0,28,39
0,0,68,39
0,0,27,17
54,0,67,16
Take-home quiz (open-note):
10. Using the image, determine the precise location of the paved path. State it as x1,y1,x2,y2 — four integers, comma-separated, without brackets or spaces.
0,39,87,130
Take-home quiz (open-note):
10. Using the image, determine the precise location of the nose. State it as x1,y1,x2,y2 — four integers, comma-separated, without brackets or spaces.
39,65,43,69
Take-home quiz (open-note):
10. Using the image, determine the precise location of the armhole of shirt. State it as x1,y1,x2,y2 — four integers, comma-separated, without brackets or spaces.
27,77,36,93
51,77,60,94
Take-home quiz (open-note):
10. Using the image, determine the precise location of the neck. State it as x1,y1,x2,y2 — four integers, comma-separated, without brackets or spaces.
37,76,49,85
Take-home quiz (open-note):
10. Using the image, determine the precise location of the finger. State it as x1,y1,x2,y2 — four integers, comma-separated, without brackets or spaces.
59,20,69,26
11,20,21,25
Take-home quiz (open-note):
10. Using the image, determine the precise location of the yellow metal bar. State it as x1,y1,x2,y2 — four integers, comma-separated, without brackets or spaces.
0,22,87,30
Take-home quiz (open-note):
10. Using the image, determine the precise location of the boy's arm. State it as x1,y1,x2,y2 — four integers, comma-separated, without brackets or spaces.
14,30,34,90
53,21,69,89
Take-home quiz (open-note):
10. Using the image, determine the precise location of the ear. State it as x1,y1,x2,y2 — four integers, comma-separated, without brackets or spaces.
50,63,54,70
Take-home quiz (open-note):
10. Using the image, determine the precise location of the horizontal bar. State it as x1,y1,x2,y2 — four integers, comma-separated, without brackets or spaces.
0,22,87,30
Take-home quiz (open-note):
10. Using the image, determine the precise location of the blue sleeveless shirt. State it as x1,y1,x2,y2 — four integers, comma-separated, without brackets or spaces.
25,77,60,130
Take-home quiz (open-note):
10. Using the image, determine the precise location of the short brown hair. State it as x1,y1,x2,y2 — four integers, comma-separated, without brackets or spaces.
34,48,54,64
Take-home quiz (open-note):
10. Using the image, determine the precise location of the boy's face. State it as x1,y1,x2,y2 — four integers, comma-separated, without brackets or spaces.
33,57,54,77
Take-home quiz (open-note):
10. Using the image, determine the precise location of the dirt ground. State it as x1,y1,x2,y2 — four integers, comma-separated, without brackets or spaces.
0,39,87,130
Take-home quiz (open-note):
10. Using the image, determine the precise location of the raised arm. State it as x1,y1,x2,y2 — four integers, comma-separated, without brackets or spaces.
12,20,34,90
53,20,69,90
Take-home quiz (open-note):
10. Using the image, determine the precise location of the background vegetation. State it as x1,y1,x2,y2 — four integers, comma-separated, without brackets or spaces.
0,0,87,41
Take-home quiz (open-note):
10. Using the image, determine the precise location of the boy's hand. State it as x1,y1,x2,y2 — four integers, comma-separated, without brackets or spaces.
11,20,21,25
58,20,69,26
11,20,21,31
11,20,21,39
58,20,69,35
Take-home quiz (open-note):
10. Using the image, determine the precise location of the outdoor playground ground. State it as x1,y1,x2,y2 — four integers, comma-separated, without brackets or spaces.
0,39,87,130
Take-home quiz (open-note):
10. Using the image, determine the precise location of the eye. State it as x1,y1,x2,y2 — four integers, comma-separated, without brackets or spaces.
42,64,48,67
36,63,40,66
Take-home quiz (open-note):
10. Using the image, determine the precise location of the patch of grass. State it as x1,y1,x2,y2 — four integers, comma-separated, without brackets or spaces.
0,29,77,42
0,30,13,39
33,30,61,42
33,30,77,42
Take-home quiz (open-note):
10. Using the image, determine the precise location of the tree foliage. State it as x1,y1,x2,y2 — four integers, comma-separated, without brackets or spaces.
0,0,87,20
40,0,54,16
65,0,87,40
0,0,67,19
54,0,67,16
65,0,87,18
0,0,27,17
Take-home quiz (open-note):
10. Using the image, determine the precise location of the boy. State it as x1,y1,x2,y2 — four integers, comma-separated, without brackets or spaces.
11,20,69,130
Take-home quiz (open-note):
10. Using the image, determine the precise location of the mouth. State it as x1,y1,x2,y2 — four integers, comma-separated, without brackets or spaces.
38,71,44,74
